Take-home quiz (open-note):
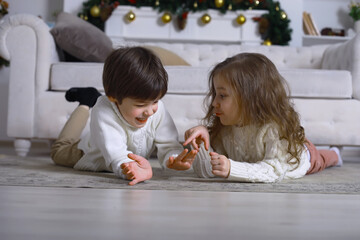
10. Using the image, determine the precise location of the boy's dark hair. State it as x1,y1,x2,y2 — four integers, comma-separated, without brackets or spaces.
103,47,168,103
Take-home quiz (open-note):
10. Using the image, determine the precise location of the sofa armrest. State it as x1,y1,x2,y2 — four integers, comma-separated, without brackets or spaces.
321,33,360,100
0,14,59,138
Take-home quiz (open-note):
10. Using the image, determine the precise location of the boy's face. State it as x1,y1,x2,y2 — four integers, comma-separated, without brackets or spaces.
115,97,159,128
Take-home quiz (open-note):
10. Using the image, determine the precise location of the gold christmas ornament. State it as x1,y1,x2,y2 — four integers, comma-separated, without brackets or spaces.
126,10,136,22
193,1,198,8
90,5,101,17
161,12,172,24
215,0,225,8
155,0,160,6
201,14,211,24
236,14,246,25
255,0,260,6
228,4,233,10
80,14,88,21
263,39,272,46
280,11,287,20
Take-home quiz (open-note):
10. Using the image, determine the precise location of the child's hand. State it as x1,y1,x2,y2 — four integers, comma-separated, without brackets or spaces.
210,152,230,178
166,149,198,170
183,125,210,151
120,153,153,186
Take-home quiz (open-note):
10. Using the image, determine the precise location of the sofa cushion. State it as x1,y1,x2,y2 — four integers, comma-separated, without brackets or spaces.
143,45,190,66
50,64,352,99
50,12,113,62
280,68,352,98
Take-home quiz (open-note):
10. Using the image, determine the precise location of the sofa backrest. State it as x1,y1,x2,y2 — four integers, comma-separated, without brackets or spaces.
113,41,330,70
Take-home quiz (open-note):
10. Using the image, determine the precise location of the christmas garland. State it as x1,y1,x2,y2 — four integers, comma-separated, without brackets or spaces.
78,0,292,45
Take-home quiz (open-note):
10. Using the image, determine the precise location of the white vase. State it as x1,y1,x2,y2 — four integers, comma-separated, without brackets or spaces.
354,20,360,33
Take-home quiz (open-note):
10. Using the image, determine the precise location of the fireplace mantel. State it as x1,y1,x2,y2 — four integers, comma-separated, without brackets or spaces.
105,6,267,45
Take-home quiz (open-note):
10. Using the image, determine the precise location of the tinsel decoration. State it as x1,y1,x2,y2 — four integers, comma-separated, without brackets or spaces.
78,0,292,45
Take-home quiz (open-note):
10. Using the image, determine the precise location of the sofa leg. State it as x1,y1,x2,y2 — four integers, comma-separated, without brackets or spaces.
14,139,31,157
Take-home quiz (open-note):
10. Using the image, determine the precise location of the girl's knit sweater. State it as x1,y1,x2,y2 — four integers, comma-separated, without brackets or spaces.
193,123,310,183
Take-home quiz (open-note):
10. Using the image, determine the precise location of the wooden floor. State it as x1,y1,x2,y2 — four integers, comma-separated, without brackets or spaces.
1,142,360,240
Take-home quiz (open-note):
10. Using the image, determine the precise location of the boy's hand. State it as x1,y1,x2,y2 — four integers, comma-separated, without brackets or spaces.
120,153,153,186
183,125,210,151
166,149,198,170
210,152,230,178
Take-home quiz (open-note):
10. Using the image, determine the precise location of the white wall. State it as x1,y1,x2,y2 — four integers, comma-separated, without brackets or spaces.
304,0,353,34
279,0,303,47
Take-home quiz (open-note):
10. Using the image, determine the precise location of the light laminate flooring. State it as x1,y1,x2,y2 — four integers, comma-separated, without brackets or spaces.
1,142,360,240
0,186,360,240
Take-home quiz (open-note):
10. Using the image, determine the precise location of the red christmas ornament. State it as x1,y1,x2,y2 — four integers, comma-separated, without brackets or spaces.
182,12,189,19
113,1,120,8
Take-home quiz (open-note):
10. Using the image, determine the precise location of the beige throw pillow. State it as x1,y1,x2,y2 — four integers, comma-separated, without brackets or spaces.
143,45,190,66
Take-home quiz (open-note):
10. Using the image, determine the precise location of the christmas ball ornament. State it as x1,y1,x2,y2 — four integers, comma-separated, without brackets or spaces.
201,14,211,24
263,39,272,46
215,0,225,8
155,0,160,6
236,14,246,25
193,2,198,8
126,10,136,22
90,5,101,17
280,11,287,20
255,0,260,6
161,12,172,24
228,4,233,10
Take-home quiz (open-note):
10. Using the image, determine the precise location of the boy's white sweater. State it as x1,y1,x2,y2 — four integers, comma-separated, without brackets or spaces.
74,96,184,178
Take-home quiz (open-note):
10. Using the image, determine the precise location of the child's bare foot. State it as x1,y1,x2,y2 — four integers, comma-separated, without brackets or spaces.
121,153,153,185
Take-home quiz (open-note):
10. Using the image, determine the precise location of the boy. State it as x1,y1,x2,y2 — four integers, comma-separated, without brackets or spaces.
51,47,197,185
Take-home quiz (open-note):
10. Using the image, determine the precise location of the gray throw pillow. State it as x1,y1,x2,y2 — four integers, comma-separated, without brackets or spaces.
50,12,113,62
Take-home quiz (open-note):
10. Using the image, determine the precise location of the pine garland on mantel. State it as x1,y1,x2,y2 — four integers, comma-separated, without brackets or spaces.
78,0,292,45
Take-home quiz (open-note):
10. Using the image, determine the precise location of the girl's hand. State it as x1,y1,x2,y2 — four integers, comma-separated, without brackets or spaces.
121,153,153,186
166,149,198,170
183,125,210,151
210,152,230,178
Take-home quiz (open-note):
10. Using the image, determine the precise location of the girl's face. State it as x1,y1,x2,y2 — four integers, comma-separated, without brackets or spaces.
115,97,159,128
212,76,242,126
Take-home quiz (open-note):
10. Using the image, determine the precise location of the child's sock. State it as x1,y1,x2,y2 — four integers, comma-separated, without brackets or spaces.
65,87,101,108
330,147,343,166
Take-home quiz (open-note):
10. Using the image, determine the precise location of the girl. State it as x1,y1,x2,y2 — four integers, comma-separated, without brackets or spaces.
184,52,342,183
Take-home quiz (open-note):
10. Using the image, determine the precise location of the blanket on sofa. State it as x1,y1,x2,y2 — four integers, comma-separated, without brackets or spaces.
0,154,359,194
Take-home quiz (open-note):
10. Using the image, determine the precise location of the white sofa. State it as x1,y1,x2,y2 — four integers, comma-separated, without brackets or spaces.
1,14,360,157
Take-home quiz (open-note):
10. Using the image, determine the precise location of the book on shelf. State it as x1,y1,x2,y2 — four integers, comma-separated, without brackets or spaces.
303,12,320,36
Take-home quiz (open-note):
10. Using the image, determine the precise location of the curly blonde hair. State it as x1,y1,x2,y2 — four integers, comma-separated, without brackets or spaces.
204,52,306,162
